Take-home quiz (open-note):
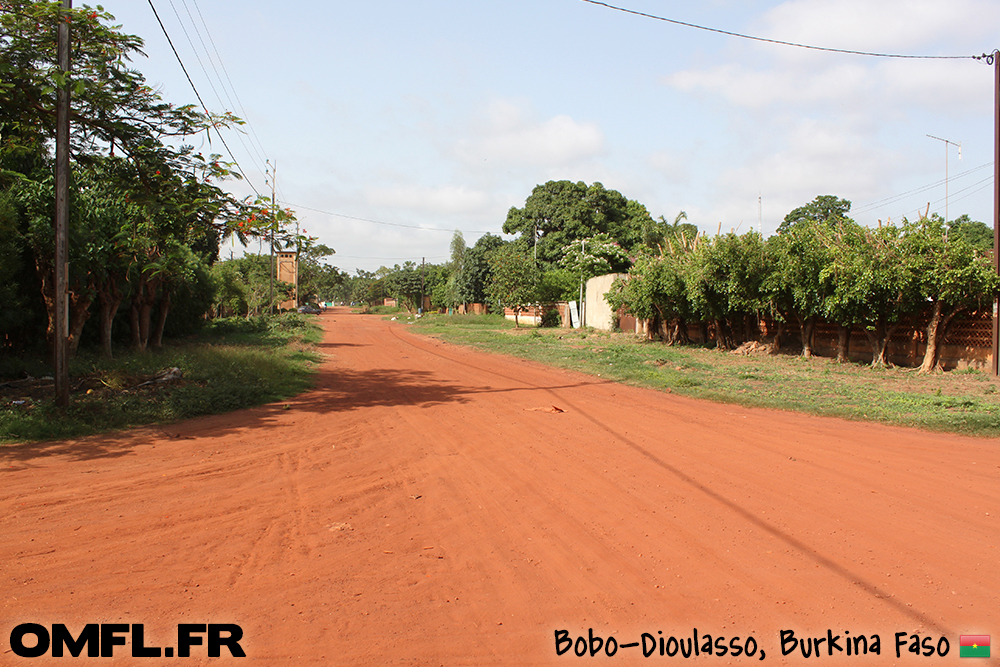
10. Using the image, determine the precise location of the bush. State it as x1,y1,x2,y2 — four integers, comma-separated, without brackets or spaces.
540,308,562,328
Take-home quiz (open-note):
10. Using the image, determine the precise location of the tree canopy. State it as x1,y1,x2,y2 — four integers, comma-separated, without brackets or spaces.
502,180,652,269
778,195,853,233
0,1,296,357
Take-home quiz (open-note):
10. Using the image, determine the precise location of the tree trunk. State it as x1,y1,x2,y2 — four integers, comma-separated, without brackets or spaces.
919,302,961,373
865,318,892,368
131,276,159,351
98,295,121,359
151,288,171,348
656,318,670,344
35,261,56,352
139,302,152,348
744,313,757,343
836,324,850,363
919,300,944,373
648,308,664,342
713,319,735,351
67,284,94,358
672,317,691,345
769,319,785,355
800,315,816,358
97,276,122,359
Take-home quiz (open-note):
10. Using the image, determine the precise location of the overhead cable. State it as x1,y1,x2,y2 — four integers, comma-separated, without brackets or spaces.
579,0,978,60
166,0,267,179
855,162,994,214
145,0,262,196
281,201,494,235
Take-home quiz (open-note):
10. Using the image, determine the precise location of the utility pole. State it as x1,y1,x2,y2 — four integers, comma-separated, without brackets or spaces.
420,257,425,313
578,238,586,328
991,51,1000,376
926,134,961,224
54,0,72,408
267,160,276,313
294,216,299,307
758,194,762,235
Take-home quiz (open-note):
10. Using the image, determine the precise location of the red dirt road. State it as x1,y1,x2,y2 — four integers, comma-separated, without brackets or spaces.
2,309,998,665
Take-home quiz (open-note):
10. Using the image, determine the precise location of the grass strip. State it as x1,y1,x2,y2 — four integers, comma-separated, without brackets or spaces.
404,313,1000,437
0,313,322,444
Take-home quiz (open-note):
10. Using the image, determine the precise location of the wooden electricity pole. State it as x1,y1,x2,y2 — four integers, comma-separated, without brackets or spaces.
54,0,72,407
268,161,276,313
992,51,1000,376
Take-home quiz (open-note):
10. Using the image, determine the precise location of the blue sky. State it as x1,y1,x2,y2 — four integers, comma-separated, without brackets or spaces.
96,0,999,273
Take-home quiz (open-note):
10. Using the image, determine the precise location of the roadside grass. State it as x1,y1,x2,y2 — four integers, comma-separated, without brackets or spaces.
362,305,406,315
409,313,1000,437
0,313,323,444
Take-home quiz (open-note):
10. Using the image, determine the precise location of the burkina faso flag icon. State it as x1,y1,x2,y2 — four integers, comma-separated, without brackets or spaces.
960,635,990,658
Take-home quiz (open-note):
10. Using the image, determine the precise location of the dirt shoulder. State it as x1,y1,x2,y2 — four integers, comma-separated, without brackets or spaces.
2,308,996,664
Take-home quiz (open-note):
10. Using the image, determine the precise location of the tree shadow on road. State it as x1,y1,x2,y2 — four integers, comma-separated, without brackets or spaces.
0,366,603,465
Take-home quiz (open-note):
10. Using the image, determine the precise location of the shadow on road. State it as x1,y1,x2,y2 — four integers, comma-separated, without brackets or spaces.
0,364,603,466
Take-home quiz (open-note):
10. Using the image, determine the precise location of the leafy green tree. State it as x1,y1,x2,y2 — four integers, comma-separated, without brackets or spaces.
485,243,539,326
421,262,449,310
348,269,381,308
503,180,650,268
440,230,466,308
945,214,992,251
765,220,835,357
778,195,852,233
607,241,697,344
537,268,578,303
1,1,254,356
310,265,348,304
296,241,336,304
211,259,249,317
383,262,424,312
558,233,630,282
901,214,1000,372
456,233,504,306
640,211,697,250
685,232,769,350
822,223,919,367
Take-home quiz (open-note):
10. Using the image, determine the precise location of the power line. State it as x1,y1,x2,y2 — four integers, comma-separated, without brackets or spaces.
145,0,262,196
280,200,494,235
188,0,271,169
336,255,448,261
181,0,272,175
579,0,978,60
854,161,993,214
165,0,266,181
910,175,994,218
166,0,266,179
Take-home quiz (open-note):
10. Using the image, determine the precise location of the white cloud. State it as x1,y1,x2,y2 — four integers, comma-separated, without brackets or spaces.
760,0,1000,55
454,99,606,168
667,62,875,109
363,184,492,217
694,116,903,234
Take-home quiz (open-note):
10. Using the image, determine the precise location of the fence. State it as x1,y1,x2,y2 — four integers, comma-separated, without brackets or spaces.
616,309,993,370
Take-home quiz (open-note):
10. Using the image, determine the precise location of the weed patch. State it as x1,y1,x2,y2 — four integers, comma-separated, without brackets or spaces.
0,314,321,443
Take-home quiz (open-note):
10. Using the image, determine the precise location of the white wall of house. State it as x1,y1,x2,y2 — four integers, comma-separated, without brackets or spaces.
584,273,622,331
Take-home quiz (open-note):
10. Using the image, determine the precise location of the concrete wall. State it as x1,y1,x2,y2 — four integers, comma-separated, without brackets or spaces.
585,273,623,331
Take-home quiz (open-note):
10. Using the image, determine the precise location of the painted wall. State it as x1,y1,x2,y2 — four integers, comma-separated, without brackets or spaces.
585,273,623,331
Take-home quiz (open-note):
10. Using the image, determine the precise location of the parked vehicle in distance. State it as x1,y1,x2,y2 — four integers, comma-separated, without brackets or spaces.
297,304,322,315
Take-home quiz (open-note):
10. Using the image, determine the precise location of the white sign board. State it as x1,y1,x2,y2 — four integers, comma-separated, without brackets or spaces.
569,301,581,328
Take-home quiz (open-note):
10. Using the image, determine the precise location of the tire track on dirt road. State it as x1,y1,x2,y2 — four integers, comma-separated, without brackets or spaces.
3,309,998,665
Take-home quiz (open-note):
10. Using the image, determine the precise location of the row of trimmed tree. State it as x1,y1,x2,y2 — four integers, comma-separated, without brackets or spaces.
607,201,997,371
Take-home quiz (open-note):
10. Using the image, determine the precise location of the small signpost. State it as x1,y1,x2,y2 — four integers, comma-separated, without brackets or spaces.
569,301,581,329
